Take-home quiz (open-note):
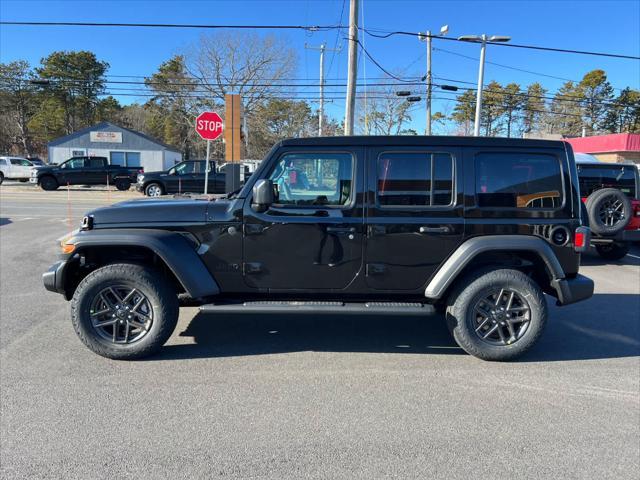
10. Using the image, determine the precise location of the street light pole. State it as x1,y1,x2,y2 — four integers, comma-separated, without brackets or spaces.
458,33,511,137
473,35,487,137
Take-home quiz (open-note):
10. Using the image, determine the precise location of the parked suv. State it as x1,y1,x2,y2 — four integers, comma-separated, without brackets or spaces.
0,156,34,184
576,156,640,260
44,137,593,361
136,160,225,196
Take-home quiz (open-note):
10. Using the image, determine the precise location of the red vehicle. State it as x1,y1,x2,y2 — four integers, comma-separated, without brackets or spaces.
576,156,640,260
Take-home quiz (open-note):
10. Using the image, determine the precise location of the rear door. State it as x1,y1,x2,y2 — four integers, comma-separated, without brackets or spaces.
364,146,464,291
85,157,108,184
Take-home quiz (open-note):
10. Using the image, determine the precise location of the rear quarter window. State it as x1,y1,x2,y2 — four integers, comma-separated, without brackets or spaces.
476,152,563,209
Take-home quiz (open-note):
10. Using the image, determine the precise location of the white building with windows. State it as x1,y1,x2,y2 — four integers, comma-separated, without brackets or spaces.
47,122,182,171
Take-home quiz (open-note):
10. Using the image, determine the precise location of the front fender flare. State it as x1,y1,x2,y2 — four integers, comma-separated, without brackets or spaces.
425,235,565,299
69,228,220,299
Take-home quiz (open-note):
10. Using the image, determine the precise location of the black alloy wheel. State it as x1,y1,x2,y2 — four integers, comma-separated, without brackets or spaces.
89,286,154,344
471,288,531,346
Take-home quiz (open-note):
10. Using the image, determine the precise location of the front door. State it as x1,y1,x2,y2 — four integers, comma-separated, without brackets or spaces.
59,157,87,185
365,147,465,291
243,148,364,291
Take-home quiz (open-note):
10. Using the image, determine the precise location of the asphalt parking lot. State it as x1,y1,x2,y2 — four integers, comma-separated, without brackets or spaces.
1,183,639,479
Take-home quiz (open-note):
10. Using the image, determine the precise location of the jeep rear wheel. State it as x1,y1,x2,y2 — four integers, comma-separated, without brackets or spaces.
40,176,58,191
446,268,547,361
0,172,4,185
595,242,629,261
71,263,179,359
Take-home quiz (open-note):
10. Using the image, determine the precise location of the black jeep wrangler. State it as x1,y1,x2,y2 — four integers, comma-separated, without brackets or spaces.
44,136,594,361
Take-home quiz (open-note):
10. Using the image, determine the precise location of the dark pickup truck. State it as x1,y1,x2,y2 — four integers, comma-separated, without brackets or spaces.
31,156,141,191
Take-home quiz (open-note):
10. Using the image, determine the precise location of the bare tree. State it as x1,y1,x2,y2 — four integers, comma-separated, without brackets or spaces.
187,31,297,113
357,85,412,135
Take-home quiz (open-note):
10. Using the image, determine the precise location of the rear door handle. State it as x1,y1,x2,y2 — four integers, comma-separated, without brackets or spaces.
419,226,451,234
326,226,356,234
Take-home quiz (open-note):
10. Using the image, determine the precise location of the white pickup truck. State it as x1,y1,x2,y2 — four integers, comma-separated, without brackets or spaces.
0,156,35,184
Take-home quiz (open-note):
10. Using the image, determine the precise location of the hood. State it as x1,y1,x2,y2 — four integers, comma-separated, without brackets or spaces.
88,197,211,226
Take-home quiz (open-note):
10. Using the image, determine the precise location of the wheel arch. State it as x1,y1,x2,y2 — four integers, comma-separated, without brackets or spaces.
62,229,220,300
426,235,565,302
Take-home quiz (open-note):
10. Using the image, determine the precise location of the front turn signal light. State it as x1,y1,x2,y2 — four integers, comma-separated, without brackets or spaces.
61,242,76,254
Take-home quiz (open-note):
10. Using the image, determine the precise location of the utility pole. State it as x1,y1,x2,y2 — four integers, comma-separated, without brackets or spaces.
419,25,448,136
459,33,511,136
344,0,359,135
306,42,341,136
426,31,432,135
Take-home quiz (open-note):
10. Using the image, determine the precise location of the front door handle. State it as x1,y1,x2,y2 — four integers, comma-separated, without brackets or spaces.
419,226,451,234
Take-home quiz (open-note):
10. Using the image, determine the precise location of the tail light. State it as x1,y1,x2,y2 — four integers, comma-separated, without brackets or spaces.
574,226,590,253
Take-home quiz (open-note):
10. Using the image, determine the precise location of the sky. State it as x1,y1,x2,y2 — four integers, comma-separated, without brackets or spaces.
1,0,639,133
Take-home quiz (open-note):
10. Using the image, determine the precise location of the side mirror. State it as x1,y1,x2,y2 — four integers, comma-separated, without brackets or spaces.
252,179,274,211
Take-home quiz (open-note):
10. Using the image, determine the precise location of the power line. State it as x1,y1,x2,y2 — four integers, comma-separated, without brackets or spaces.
356,40,421,82
3,20,637,60
361,28,640,60
433,47,630,92
326,0,347,76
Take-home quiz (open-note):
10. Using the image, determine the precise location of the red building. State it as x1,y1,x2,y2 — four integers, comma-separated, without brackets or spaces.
564,133,640,164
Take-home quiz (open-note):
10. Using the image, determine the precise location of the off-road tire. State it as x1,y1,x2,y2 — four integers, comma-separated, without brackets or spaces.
145,182,164,197
114,179,131,191
40,175,59,191
595,242,629,261
0,172,4,185
445,268,548,361
585,188,631,236
71,263,179,360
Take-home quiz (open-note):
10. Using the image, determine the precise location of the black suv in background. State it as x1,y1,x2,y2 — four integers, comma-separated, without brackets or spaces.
32,156,140,191
136,160,226,196
577,158,640,260
44,136,593,362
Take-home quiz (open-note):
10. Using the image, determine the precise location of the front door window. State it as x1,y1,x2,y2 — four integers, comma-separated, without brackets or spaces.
268,153,353,207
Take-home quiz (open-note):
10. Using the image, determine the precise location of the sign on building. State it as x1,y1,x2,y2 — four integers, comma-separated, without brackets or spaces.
90,131,123,143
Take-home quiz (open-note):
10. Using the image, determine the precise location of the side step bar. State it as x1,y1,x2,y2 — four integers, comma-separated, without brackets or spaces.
200,301,436,315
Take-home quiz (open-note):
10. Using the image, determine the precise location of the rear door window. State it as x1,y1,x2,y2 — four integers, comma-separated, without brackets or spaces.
377,152,454,207
476,152,563,209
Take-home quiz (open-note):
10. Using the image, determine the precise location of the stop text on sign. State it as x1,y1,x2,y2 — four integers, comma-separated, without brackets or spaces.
195,111,224,140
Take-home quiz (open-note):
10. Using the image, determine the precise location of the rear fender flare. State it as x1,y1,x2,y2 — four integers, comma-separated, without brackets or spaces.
425,235,565,299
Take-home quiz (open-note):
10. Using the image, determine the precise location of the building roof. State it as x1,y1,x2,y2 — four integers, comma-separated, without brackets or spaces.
564,133,640,154
48,121,182,153
277,135,566,149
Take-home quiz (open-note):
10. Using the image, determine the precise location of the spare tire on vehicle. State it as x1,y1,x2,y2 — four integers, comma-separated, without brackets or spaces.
585,188,631,236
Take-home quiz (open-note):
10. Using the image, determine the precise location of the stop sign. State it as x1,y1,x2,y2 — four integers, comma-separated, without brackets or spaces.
195,111,223,140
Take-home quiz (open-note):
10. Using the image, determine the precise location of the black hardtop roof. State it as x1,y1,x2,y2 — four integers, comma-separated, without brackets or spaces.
277,135,566,149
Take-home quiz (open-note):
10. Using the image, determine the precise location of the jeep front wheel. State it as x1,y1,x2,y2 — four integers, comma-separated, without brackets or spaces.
446,268,547,361
71,263,179,359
